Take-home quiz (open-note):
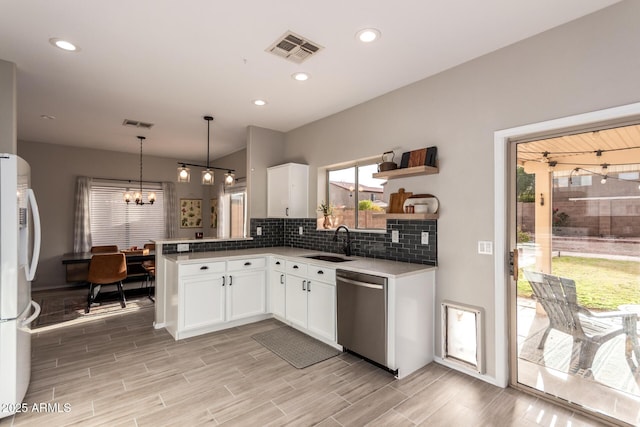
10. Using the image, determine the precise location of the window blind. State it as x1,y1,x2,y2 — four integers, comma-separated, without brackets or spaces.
90,183,165,249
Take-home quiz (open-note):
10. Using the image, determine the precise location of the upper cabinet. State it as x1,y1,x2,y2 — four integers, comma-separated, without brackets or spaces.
267,163,309,218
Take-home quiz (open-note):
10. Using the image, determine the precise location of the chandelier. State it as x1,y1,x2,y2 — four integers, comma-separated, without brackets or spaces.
177,116,236,185
124,136,156,205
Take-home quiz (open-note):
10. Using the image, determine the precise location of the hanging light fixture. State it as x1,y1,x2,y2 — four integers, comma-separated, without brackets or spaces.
124,136,155,205
224,170,235,185
201,116,214,185
176,115,236,185
600,163,608,184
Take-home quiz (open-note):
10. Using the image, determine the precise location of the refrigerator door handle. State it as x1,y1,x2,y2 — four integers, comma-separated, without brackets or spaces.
26,189,41,281
21,300,41,327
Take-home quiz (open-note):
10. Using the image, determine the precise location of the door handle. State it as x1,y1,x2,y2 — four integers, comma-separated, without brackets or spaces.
286,207,289,216
280,274,284,284
200,265,209,270
26,189,41,281
229,275,233,286
302,280,306,291
307,281,311,292
244,262,251,266
222,276,225,286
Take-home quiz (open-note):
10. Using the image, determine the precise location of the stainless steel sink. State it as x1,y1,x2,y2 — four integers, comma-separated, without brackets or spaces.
304,254,353,263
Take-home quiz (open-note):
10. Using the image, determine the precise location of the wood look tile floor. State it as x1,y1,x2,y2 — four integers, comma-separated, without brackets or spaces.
0,308,611,426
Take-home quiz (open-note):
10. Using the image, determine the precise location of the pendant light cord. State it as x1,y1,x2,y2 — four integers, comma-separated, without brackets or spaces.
139,136,144,195
204,115,213,169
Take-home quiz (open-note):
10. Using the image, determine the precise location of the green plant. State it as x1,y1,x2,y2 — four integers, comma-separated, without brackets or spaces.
517,227,531,243
317,201,334,216
552,208,570,227
358,199,384,211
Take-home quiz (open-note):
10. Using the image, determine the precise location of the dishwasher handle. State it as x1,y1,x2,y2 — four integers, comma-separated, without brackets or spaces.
338,276,384,290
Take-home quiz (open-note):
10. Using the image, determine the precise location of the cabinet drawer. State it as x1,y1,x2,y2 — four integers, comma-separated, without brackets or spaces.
307,265,336,284
227,257,266,271
271,257,286,270
180,261,225,277
286,260,308,275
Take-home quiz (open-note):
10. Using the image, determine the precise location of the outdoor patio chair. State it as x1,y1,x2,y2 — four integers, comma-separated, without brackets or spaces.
523,270,640,375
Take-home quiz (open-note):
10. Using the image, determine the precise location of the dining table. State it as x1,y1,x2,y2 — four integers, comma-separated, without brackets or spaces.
61,250,155,283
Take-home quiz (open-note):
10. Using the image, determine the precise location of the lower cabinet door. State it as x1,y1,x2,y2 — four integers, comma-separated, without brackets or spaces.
227,270,266,321
270,269,286,318
285,274,308,329
307,280,336,342
181,275,225,330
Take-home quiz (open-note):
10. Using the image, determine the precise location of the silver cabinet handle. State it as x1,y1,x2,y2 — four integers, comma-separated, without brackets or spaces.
302,280,306,291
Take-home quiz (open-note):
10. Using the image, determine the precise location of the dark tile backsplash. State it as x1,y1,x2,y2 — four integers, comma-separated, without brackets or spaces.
162,217,437,266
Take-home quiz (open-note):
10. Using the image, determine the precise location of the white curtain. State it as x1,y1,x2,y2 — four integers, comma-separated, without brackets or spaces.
73,176,93,252
162,181,178,238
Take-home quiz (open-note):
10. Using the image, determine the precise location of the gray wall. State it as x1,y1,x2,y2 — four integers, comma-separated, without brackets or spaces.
278,1,640,381
247,126,285,218
18,140,246,289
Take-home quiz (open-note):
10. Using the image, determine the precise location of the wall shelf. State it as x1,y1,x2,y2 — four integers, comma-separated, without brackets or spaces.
376,213,439,220
373,165,439,180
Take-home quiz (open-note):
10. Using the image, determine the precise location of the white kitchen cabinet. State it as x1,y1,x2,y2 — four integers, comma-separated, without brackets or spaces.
269,257,286,319
284,260,336,342
226,257,267,322
167,257,267,340
267,163,309,218
285,273,308,329
178,261,226,332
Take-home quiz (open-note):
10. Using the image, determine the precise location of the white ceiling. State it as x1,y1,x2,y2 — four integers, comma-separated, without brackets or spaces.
0,0,621,162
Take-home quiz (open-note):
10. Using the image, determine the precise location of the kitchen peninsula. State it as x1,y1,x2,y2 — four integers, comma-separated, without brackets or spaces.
152,238,436,379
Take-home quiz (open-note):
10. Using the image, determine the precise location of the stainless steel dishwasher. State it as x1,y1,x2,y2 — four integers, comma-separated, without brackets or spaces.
336,269,389,370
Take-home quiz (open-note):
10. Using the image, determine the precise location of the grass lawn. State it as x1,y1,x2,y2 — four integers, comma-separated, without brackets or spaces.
517,256,640,311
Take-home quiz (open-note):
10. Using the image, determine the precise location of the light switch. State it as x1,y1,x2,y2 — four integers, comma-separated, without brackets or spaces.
391,229,399,243
421,231,429,245
256,226,262,236
299,226,304,235
177,243,189,252
478,241,493,255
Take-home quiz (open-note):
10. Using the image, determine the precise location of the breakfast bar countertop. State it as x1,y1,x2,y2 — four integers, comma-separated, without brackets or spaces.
162,246,436,278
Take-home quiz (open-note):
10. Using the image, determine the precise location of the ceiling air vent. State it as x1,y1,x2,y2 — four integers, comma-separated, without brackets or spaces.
266,31,323,64
122,119,154,129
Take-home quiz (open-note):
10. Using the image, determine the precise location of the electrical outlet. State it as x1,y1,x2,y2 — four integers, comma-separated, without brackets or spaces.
299,226,304,235
391,229,399,243
177,243,189,252
478,241,493,255
256,226,262,236
421,231,429,245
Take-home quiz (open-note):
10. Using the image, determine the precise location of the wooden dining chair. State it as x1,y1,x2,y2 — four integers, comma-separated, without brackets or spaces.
86,253,127,313
142,243,155,301
90,245,118,254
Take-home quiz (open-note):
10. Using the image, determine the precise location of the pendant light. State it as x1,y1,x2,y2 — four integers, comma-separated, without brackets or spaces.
124,136,155,205
176,115,236,185
201,116,214,185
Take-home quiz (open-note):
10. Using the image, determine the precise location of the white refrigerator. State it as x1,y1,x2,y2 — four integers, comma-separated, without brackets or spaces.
0,154,41,419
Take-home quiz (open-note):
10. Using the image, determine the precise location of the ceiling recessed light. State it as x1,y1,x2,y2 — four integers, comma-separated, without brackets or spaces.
49,38,79,52
356,28,381,43
292,72,310,81
253,99,267,106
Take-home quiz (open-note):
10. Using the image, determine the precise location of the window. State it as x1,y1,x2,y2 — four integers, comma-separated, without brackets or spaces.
327,162,386,230
90,182,165,248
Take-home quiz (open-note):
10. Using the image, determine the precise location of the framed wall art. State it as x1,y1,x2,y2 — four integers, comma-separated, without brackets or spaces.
180,198,202,228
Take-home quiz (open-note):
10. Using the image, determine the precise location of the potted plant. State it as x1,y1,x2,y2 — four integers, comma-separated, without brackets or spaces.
318,201,334,229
